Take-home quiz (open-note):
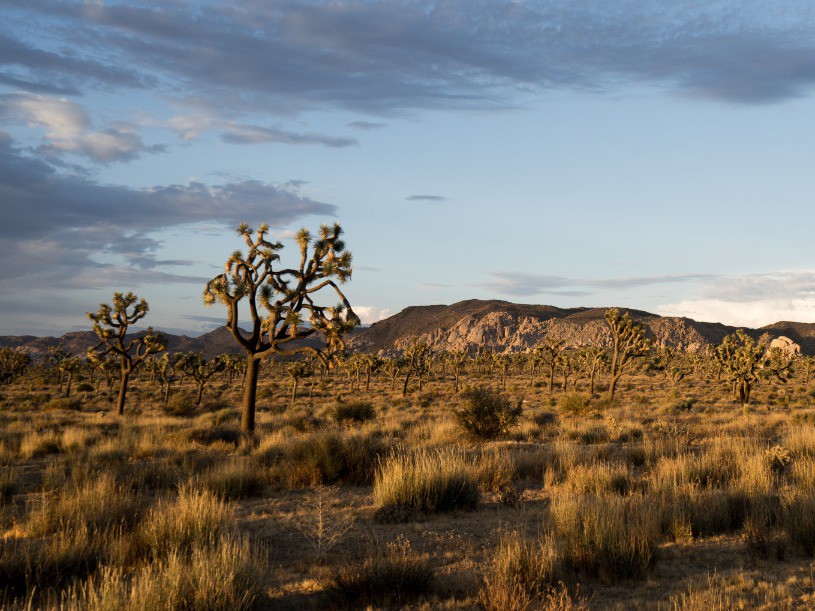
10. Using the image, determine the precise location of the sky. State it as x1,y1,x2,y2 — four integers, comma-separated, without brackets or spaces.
2,0,815,337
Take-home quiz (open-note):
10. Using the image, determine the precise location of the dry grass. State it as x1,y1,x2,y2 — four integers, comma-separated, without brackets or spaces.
5,359,815,607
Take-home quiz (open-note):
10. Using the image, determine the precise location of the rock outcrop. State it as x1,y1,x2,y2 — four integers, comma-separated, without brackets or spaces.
348,300,812,355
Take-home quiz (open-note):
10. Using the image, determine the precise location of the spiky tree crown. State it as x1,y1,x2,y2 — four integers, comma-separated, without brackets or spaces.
203,222,359,364
86,292,166,364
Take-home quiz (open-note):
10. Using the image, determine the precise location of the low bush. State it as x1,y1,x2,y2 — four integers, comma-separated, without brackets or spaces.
200,458,265,499
327,535,433,607
557,393,592,417
454,386,522,440
551,493,659,582
374,448,480,513
333,400,376,424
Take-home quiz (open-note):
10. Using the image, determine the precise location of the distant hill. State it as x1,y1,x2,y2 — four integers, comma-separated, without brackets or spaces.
0,327,244,359
347,299,812,355
4,300,814,357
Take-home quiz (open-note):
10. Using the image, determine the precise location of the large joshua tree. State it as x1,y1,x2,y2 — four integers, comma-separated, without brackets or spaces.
204,222,359,433
87,292,166,415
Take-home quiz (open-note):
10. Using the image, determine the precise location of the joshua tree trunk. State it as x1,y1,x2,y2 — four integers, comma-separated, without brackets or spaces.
117,369,130,416
242,358,260,433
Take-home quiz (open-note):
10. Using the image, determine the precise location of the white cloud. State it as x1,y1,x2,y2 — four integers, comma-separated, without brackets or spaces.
657,298,815,328
354,306,392,325
6,94,161,163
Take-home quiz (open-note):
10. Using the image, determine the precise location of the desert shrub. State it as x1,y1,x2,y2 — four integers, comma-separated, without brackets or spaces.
557,393,592,417
26,473,142,537
686,489,749,537
276,431,345,486
327,535,433,607
59,535,265,611
164,393,197,417
781,489,815,555
374,448,480,513
478,530,562,611
185,426,241,447
0,466,17,504
338,432,390,486
76,382,94,393
134,485,230,562
566,463,631,496
19,430,62,459
454,386,522,440
532,411,558,427
477,448,516,493
333,400,376,424
42,397,82,411
200,458,265,499
61,427,97,452
0,525,102,600
551,493,659,581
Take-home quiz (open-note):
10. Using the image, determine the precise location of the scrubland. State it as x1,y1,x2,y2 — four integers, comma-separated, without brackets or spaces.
3,361,815,609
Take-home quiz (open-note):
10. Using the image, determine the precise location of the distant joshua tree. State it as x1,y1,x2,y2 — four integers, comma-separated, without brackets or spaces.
204,223,358,434
715,329,792,406
87,292,166,415
604,308,651,401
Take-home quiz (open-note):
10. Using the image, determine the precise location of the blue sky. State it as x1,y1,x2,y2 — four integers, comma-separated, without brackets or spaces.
2,0,815,336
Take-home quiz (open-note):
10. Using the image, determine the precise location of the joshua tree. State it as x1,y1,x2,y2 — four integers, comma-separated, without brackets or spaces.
575,346,606,395
87,292,166,415
287,360,313,405
604,308,651,401
446,350,469,394
58,357,82,398
382,357,404,392
402,338,431,396
204,222,358,434
715,330,793,406
176,352,226,406
534,338,564,395
0,348,31,385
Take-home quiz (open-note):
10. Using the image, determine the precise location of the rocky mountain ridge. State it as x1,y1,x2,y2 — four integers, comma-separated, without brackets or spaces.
347,299,815,355
4,300,815,357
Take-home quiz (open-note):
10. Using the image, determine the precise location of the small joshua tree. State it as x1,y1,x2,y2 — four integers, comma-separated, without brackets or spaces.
204,222,358,434
605,307,651,401
175,352,226,406
87,292,166,415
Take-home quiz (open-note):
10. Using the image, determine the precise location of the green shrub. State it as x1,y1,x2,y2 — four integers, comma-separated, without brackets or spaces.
42,397,82,411
557,393,592,417
333,400,376,424
374,448,480,513
454,386,522,440
164,393,197,417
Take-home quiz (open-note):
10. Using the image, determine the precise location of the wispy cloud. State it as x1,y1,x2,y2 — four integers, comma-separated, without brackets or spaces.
347,121,386,130
482,271,716,297
220,124,357,147
407,194,447,202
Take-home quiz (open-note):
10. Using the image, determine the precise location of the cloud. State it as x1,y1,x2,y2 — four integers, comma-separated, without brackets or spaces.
347,121,386,130
354,306,392,325
407,195,447,202
0,134,337,289
220,124,357,147
1,93,163,163
4,0,815,115
482,271,716,297
657,270,815,327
